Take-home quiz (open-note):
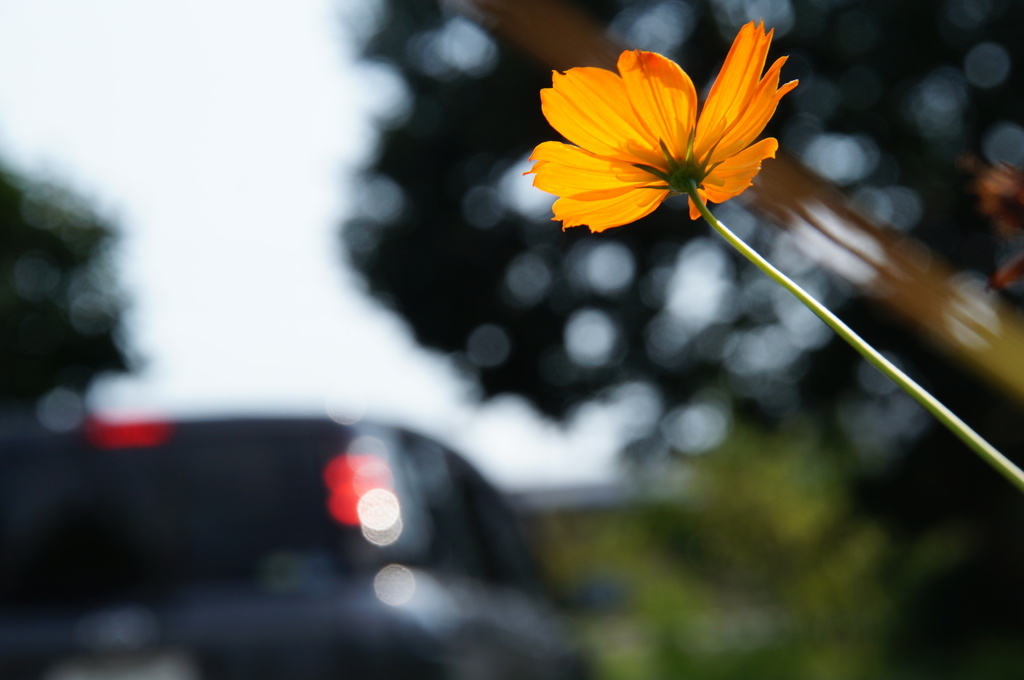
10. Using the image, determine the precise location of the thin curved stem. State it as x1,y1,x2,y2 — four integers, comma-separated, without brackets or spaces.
685,180,1024,494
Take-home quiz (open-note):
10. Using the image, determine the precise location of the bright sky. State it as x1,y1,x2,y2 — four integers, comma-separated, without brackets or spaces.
0,0,628,489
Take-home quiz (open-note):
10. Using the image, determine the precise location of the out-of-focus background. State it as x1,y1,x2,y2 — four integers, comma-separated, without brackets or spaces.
4,0,1024,677
0,0,627,490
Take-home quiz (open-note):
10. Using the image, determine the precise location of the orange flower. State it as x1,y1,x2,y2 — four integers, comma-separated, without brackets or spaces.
527,20,797,232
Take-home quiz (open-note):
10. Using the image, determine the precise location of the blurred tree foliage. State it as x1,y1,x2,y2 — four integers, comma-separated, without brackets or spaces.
534,423,1014,680
0,164,126,420
345,0,1024,672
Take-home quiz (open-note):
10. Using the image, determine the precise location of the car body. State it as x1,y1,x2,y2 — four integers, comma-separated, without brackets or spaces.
0,416,589,679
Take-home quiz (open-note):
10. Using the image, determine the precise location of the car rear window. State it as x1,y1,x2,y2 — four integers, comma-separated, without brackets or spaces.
0,422,351,605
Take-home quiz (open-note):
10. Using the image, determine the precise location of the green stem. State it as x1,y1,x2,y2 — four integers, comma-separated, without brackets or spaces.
685,180,1024,494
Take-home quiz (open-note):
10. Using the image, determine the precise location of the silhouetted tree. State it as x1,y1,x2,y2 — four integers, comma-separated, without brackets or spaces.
0,164,126,419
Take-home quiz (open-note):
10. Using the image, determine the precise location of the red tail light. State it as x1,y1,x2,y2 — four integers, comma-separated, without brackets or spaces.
84,417,174,449
323,454,393,526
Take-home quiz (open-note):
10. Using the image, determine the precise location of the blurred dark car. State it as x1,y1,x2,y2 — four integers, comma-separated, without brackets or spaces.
0,416,589,680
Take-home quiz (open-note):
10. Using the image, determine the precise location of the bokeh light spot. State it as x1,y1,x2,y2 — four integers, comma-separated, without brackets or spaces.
610,1,696,54
374,564,416,606
585,242,635,296
357,488,403,546
712,0,794,37
357,488,401,531
565,308,619,368
500,156,556,220
904,68,968,140
568,240,636,297
944,0,993,30
665,239,735,328
504,252,552,307
982,122,1024,166
408,17,498,80
662,394,731,454
851,186,923,232
803,133,879,185
353,174,406,224
466,323,512,368
964,42,1010,89
37,387,85,432
13,252,61,302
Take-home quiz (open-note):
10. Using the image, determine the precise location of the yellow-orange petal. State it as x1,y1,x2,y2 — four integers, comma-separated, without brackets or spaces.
617,50,698,159
688,195,703,221
693,20,773,160
708,57,797,163
702,137,778,203
529,141,661,196
552,186,668,232
687,136,778,219
541,66,660,163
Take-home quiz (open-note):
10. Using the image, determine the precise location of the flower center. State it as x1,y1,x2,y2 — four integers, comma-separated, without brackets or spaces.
633,135,720,196
664,162,706,194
